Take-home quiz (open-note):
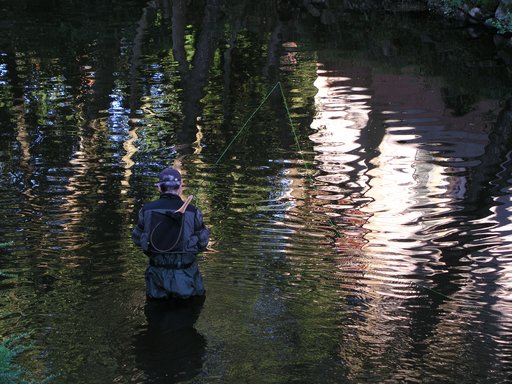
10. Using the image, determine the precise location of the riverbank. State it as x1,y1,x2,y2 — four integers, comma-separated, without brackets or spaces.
297,0,512,37
292,0,512,70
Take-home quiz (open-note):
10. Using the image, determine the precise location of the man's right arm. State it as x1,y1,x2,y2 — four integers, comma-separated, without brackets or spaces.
131,208,145,247
194,209,209,251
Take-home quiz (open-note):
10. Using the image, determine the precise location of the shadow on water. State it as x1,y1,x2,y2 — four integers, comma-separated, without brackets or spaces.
134,296,206,383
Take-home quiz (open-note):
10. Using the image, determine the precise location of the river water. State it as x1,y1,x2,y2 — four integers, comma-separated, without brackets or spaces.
1,1,512,383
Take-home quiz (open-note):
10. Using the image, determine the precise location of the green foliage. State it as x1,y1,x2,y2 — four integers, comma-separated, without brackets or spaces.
0,333,52,384
430,0,499,14
0,335,29,384
432,0,466,15
487,12,512,34
429,0,512,34
0,242,14,249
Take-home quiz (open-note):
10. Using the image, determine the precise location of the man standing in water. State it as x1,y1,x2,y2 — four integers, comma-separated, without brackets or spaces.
132,167,209,300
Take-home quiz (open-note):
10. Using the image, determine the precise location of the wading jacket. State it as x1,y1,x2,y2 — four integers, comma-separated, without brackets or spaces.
132,193,209,299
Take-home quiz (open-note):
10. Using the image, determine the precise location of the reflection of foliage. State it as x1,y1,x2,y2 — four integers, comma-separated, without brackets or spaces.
441,87,478,116
428,0,512,34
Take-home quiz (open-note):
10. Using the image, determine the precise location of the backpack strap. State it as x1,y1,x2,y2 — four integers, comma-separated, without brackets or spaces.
176,195,193,213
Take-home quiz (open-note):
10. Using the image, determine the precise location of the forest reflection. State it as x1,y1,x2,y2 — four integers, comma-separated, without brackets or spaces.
1,0,512,382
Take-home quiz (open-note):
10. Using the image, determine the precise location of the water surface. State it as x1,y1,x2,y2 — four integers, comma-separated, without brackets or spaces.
1,1,512,383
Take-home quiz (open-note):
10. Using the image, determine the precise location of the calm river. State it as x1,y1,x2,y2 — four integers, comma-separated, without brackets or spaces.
1,1,512,383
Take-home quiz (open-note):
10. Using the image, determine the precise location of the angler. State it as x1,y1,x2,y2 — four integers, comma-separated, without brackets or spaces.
132,167,209,300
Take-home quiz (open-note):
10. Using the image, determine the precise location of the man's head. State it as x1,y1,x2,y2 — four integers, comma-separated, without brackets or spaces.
155,167,182,193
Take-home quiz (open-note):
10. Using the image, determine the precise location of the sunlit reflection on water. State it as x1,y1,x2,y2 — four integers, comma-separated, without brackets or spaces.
306,60,512,381
1,7,512,382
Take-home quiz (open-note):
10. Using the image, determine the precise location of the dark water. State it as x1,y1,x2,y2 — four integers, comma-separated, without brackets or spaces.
1,1,512,383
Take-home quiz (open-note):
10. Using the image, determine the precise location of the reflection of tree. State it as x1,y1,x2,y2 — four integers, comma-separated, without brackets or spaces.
221,3,247,121
464,98,512,209
170,0,222,145
129,0,158,114
306,54,512,381
423,97,512,336
0,4,151,379
441,87,477,116
429,98,512,265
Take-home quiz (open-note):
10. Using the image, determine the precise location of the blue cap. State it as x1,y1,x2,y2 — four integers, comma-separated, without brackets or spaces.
156,167,182,189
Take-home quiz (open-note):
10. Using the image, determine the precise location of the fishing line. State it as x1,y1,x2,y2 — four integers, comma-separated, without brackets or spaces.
276,82,341,237
189,82,280,207
277,83,307,168
196,81,340,235
214,82,281,165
